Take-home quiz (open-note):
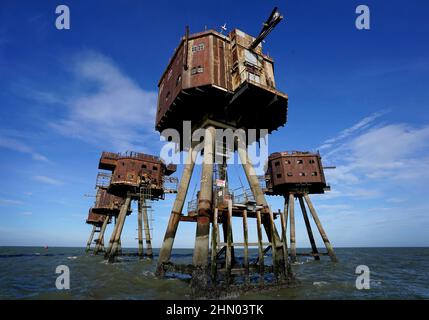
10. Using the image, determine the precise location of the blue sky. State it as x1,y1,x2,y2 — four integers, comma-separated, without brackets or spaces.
0,0,428,248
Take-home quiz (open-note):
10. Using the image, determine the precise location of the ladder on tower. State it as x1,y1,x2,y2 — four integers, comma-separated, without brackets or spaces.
139,185,154,246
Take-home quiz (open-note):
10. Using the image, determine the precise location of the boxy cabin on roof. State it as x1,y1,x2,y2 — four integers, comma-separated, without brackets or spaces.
156,28,288,140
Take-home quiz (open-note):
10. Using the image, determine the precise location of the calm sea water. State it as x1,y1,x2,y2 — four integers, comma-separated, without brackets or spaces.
0,247,428,299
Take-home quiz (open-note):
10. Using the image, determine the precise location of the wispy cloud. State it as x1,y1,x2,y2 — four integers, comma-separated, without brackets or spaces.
319,110,388,150
0,135,48,161
0,198,23,206
35,50,158,152
32,175,63,186
325,123,429,185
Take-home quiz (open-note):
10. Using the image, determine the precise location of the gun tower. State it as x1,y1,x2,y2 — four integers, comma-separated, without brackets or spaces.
264,151,337,262
93,151,177,262
156,7,293,293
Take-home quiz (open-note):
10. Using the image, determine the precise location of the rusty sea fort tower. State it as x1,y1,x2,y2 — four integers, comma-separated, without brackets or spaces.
85,152,178,262
83,7,337,295
154,8,297,292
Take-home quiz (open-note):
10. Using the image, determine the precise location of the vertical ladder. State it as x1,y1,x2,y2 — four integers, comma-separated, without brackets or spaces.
139,185,154,257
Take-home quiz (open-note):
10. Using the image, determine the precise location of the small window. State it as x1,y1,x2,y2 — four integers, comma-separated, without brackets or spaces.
274,161,280,167
176,75,181,86
297,159,303,164
285,160,291,164
309,159,315,164
299,172,306,176
153,166,158,171
287,172,293,176
122,162,125,166
142,164,147,169
276,173,282,178
311,172,318,176
117,175,121,179
192,43,205,52
191,66,204,75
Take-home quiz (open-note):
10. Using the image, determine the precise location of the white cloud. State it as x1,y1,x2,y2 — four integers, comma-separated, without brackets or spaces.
48,51,158,151
0,198,23,206
33,175,63,186
319,110,387,150
323,122,429,186
0,135,48,162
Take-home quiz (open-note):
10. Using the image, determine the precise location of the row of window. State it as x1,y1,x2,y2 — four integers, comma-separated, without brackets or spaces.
192,43,205,52
191,66,204,75
115,174,158,182
274,159,316,166
276,172,318,178
120,162,159,171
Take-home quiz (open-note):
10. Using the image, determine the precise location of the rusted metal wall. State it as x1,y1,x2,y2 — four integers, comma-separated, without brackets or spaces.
98,152,176,189
266,151,328,194
94,188,124,210
155,28,287,134
110,158,164,187
86,211,106,224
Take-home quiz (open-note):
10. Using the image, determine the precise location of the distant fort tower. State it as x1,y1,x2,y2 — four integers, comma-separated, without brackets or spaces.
94,151,177,262
156,8,293,292
84,185,129,255
85,209,109,254
264,151,337,262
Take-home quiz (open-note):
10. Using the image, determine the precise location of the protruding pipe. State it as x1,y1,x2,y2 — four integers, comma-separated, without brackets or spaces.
303,193,337,262
299,195,320,260
157,146,197,274
289,193,297,263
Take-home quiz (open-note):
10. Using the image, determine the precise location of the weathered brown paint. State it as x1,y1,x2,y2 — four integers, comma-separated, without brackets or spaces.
265,151,328,195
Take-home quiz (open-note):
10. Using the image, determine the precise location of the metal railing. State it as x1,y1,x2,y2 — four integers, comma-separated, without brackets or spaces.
96,172,112,188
